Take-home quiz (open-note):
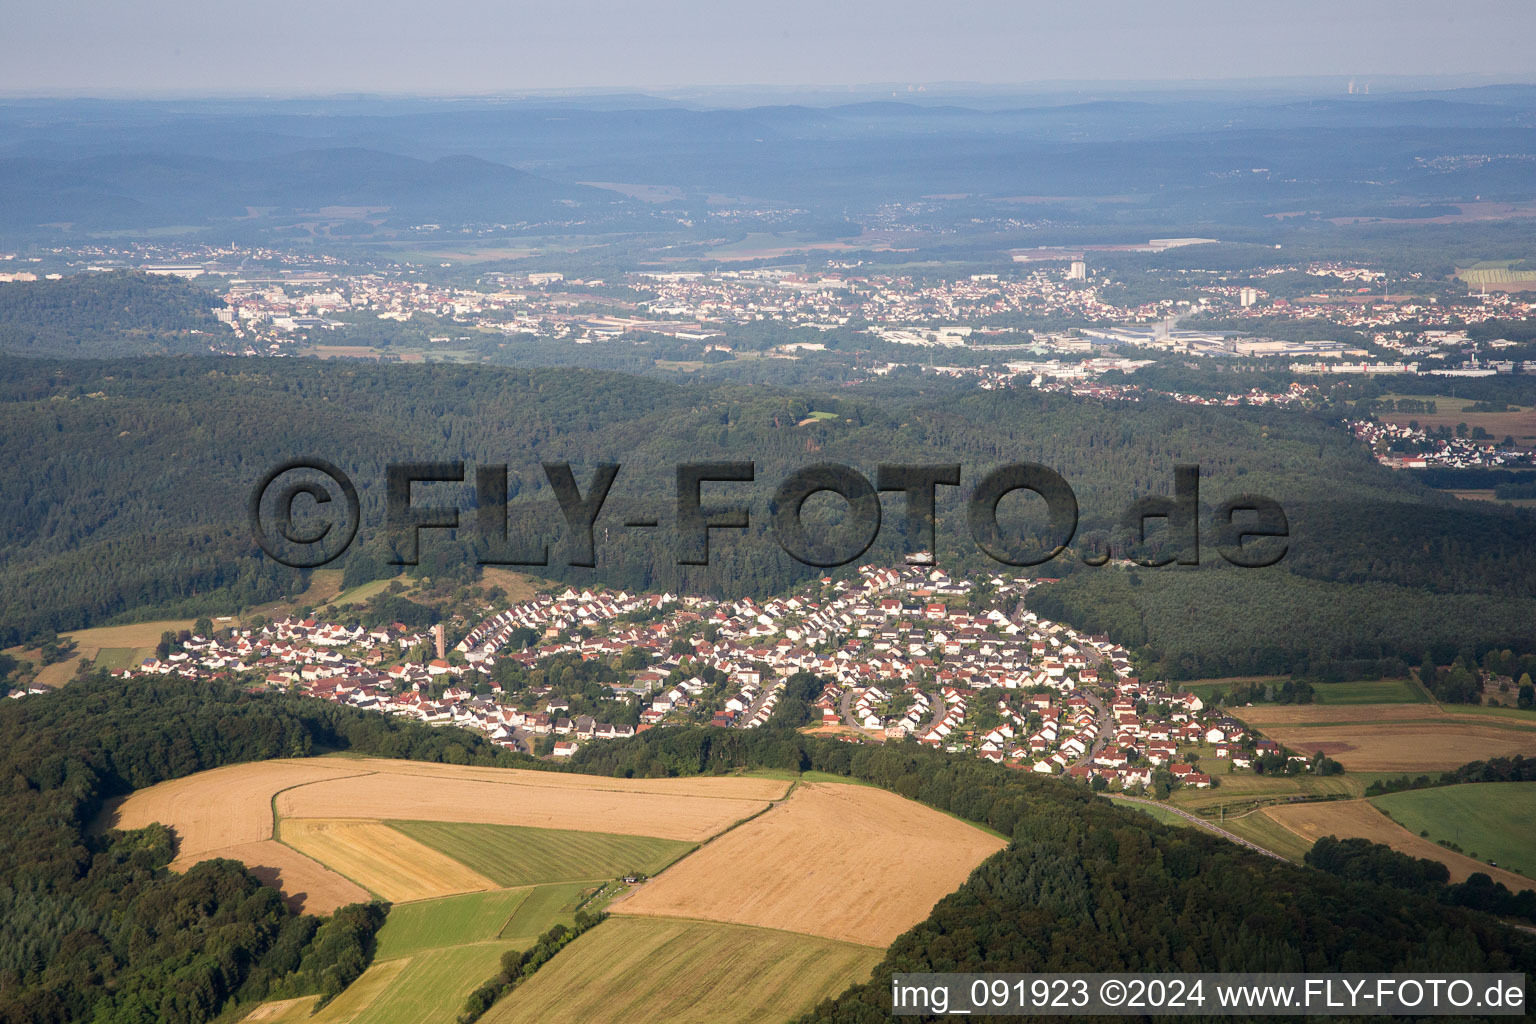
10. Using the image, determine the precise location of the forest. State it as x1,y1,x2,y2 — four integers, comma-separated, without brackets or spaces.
0,273,228,358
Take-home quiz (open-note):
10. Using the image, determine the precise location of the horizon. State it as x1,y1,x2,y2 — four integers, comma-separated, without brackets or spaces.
3,73,1536,107
7,0,1536,96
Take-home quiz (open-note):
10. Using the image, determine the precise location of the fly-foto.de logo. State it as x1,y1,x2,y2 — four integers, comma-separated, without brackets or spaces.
248,460,1288,571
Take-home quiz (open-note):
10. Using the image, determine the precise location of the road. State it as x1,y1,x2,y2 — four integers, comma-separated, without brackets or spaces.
1069,688,1110,769
735,681,779,728
1112,796,1288,861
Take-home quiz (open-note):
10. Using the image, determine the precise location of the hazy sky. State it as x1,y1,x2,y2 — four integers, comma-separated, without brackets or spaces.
6,0,1535,95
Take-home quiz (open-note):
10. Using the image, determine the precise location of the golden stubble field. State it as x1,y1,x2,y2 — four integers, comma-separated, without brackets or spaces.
615,782,1006,947
279,819,498,903
103,758,789,912
273,762,780,842
1230,705,1536,771
1262,800,1535,892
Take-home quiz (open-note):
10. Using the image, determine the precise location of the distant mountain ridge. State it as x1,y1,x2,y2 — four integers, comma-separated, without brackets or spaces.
0,147,622,230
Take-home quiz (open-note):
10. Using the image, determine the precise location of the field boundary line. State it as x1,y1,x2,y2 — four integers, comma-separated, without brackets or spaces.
272,817,392,903
602,911,887,951
603,784,796,910
355,761,790,801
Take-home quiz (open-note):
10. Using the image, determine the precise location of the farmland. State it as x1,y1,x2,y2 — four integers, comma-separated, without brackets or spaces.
279,819,499,902
1108,796,1192,829
114,761,987,1024
103,757,784,911
106,759,373,861
4,617,198,686
616,781,1006,947
1379,394,1536,443
272,761,779,841
1371,782,1536,883
373,888,532,959
390,820,694,887
1261,799,1536,892
238,883,582,1024
1229,702,1536,771
104,758,377,911
480,917,882,1024
1165,768,1375,816
1311,678,1428,704
221,773,976,1024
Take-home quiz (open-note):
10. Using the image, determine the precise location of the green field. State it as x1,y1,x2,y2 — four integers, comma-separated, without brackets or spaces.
1166,769,1384,815
374,888,531,960
1107,797,1192,828
1220,811,1317,862
481,916,882,1024
1176,676,1285,700
349,942,516,1024
1312,679,1428,704
239,882,596,1024
1371,782,1536,881
388,821,694,887
1176,676,1426,706
91,646,153,671
497,880,595,943
330,578,399,608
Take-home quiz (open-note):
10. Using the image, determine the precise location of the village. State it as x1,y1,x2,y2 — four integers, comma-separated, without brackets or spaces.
103,565,1316,798
1349,418,1536,470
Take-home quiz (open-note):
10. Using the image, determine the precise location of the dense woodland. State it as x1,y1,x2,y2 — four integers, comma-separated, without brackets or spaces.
1305,836,1536,923
0,674,537,1024
0,274,227,358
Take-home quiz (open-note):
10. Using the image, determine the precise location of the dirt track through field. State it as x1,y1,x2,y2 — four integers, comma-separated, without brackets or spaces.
106,759,376,863
101,758,784,911
615,782,1006,947
274,761,776,842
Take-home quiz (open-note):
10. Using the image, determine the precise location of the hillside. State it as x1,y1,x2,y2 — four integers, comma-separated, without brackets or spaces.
0,149,628,232
6,356,1536,681
0,272,229,357
3,356,1536,677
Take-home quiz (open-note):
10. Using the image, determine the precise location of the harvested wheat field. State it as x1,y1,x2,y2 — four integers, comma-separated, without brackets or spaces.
1262,800,1535,892
215,840,371,913
1232,703,1536,727
1252,723,1536,771
616,782,1006,947
326,757,791,801
105,759,375,866
104,757,779,912
280,819,497,902
275,771,769,843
